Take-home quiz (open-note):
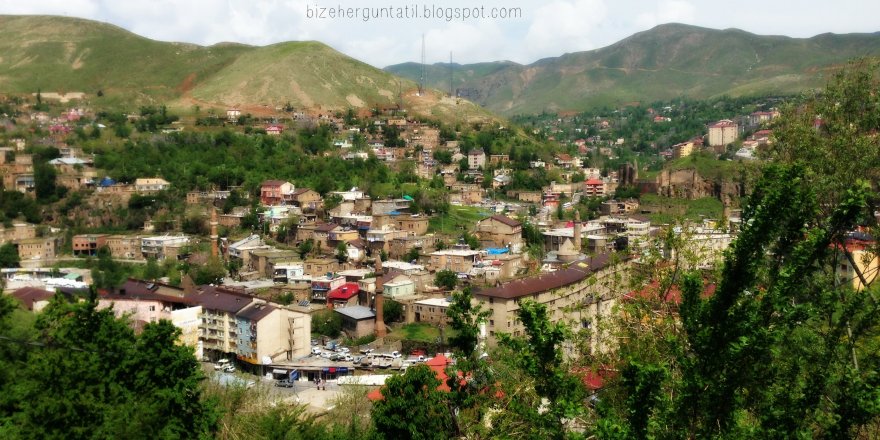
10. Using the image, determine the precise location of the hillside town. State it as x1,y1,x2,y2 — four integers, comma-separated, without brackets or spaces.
1,8,879,439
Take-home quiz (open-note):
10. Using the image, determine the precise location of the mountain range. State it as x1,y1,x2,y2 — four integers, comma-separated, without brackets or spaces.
0,15,490,122
386,23,880,114
1,16,878,118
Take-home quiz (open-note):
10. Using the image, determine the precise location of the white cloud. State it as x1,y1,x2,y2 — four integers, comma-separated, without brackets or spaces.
524,0,608,60
1,0,879,67
635,0,696,30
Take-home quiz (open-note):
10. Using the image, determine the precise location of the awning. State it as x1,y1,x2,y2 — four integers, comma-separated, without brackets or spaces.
272,369,288,375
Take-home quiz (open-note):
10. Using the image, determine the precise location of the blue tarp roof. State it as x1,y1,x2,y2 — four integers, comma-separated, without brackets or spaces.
98,177,116,187
486,248,509,255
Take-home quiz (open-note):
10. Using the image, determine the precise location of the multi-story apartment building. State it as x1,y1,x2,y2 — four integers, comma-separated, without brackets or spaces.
234,301,311,365
189,285,253,357
707,119,738,147
474,254,627,351
106,235,143,260
72,234,109,256
141,235,190,260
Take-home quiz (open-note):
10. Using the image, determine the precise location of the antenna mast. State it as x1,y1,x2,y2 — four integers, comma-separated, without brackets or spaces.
449,51,454,97
419,34,427,96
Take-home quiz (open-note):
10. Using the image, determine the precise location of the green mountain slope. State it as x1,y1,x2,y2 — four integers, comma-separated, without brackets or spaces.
0,15,495,121
0,15,249,105
386,23,880,114
188,41,407,110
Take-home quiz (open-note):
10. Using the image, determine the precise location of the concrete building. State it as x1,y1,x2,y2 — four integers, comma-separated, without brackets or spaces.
672,140,695,159
474,255,627,349
134,178,171,193
234,302,311,366
188,285,253,357
430,247,482,274
0,223,36,245
382,275,416,299
335,305,376,339
327,282,361,308
413,297,452,325
311,274,346,302
475,215,523,253
468,148,486,170
583,178,606,198
260,180,295,206
106,235,143,260
72,234,109,257
141,235,190,260
272,263,306,284
707,119,738,147
99,280,204,357
16,237,60,261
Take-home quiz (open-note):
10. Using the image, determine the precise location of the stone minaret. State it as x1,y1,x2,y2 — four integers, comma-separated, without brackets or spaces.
573,209,582,252
210,207,219,258
374,256,387,338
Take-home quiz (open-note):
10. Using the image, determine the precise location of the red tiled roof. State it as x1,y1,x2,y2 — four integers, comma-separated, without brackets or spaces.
476,255,611,300
368,354,454,401
236,303,275,322
485,215,521,228
187,285,252,313
585,178,603,186
708,120,737,128
12,287,55,310
261,180,287,187
328,283,360,301
623,280,716,305
316,223,339,233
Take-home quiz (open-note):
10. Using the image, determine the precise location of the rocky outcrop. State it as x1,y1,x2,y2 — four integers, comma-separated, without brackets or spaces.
640,169,745,200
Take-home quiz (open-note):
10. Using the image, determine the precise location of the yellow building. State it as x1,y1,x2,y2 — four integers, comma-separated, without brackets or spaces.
474,255,628,350
837,239,878,291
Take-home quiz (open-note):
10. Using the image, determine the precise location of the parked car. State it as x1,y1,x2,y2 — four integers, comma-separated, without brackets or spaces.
391,351,402,359
338,347,350,354
359,348,374,355
320,351,332,359
275,379,295,388
214,359,234,371
311,347,322,355
342,354,354,362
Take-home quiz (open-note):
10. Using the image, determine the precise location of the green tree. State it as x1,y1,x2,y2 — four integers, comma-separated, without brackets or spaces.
189,256,227,285
92,246,126,290
434,269,457,291
335,241,348,264
496,300,587,438
312,310,342,337
372,364,455,440
382,299,402,324
0,292,218,438
142,257,161,281
0,243,20,268
298,239,315,260
404,247,421,263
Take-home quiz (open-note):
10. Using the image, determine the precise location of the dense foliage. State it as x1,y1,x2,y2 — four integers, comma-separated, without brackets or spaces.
0,292,218,439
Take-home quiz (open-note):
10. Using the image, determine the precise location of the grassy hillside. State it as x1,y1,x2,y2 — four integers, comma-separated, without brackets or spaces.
0,15,248,105
188,41,410,110
387,24,880,115
0,15,490,122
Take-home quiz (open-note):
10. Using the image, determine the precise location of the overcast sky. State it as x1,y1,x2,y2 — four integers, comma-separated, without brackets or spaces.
2,0,879,67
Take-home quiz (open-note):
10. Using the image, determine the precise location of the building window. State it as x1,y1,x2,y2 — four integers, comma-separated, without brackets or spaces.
149,305,156,312
489,320,494,327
